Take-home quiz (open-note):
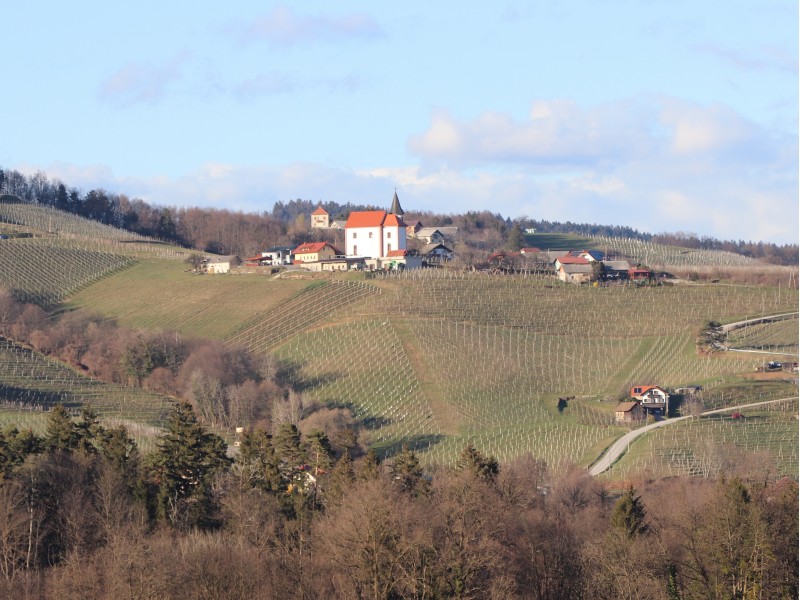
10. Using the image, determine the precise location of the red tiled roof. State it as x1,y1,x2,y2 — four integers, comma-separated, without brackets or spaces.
557,255,589,264
293,242,329,254
345,210,387,228
245,255,265,262
386,249,407,257
384,213,407,228
630,385,664,397
311,206,328,215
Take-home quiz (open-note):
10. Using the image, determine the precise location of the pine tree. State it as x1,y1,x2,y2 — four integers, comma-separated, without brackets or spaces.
359,447,381,481
147,402,231,528
611,487,648,537
392,445,429,496
45,405,78,452
457,443,499,482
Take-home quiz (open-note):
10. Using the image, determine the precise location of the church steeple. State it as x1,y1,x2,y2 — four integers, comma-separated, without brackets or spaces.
389,189,404,216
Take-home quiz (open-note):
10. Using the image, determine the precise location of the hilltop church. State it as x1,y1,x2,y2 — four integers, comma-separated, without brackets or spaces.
345,191,421,270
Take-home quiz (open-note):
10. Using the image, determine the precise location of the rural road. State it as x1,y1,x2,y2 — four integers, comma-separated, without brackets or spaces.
588,396,798,476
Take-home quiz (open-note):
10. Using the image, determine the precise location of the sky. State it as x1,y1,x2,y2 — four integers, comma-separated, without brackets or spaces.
1,1,797,244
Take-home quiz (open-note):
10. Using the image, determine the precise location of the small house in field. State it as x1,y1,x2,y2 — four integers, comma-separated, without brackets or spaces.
615,401,644,424
310,206,330,229
630,385,670,416
293,242,341,264
204,255,238,274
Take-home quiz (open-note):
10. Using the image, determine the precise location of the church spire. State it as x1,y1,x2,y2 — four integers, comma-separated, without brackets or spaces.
389,188,404,216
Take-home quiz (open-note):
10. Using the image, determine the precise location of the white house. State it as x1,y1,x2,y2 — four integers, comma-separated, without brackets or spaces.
630,385,670,416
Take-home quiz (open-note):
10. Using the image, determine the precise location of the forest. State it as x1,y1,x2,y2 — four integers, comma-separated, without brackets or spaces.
1,167,797,266
0,399,794,600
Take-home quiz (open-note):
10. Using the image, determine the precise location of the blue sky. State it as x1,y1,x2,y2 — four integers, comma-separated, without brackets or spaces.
2,1,797,243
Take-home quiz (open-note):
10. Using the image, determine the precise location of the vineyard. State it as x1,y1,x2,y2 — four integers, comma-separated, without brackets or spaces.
610,398,799,478
725,315,799,356
0,238,134,306
0,336,173,448
0,197,796,469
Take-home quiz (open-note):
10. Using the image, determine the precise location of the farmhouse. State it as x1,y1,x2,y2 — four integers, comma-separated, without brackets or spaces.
204,256,237,274
615,401,644,424
630,385,670,416
419,242,453,264
310,206,330,228
293,242,341,263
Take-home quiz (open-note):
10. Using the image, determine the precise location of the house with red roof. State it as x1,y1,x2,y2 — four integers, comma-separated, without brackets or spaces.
345,210,407,260
630,385,670,416
293,242,341,263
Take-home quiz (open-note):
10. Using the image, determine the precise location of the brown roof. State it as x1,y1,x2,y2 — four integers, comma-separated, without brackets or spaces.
615,401,640,413
557,255,590,264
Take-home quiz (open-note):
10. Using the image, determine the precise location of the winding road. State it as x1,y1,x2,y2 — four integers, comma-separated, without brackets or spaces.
589,397,798,476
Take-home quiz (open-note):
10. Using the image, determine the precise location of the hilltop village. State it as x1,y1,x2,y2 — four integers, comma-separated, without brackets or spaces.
202,191,654,284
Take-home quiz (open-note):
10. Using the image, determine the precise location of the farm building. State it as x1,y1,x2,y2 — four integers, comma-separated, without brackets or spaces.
630,385,670,415
615,401,644,424
557,263,594,284
293,242,341,263
204,256,237,274
310,205,330,228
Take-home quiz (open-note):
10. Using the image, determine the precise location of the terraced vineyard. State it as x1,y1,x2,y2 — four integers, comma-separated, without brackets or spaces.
726,315,799,356
224,279,381,353
591,235,761,268
0,238,134,305
0,196,192,260
0,337,173,434
610,398,799,478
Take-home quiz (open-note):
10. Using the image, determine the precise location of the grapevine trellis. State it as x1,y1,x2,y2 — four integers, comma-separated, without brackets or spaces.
0,239,135,306
610,399,799,478
0,337,173,429
263,269,796,465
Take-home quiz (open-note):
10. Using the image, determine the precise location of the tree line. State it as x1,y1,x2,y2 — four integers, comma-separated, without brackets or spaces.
3,167,795,265
0,402,794,600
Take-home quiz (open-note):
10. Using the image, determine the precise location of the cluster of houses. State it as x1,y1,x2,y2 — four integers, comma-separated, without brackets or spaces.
614,385,671,424
239,192,457,272
203,191,654,281
490,248,651,284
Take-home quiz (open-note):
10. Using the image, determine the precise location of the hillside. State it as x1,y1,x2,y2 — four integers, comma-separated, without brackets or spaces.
0,200,797,474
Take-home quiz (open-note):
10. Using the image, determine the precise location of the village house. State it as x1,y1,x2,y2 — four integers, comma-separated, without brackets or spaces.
293,242,341,264
630,385,670,416
419,242,453,264
310,206,330,229
615,401,644,424
204,256,237,274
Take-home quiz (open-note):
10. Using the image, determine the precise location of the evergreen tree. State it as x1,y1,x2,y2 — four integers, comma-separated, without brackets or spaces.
147,402,231,528
391,445,429,496
45,405,78,452
611,487,648,537
359,447,381,481
456,443,499,482
235,428,281,493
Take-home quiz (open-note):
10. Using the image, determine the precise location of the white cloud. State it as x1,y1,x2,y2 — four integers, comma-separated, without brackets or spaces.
98,56,186,107
233,5,383,46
